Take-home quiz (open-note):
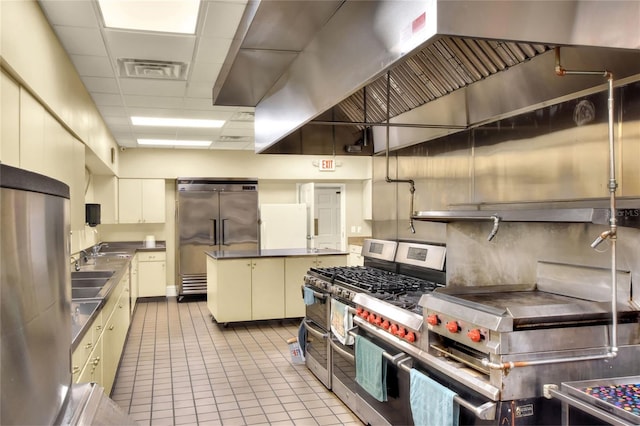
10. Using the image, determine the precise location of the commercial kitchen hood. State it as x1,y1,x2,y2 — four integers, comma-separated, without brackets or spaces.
212,1,640,154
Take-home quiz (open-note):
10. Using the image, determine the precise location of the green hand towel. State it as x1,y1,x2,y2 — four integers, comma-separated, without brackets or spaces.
355,335,387,402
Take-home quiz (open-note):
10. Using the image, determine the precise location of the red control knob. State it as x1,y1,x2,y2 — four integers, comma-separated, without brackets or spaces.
396,327,406,338
427,314,440,326
467,329,483,342
360,310,369,319
356,307,363,315
446,321,460,333
374,316,383,326
381,320,390,330
406,332,416,343
390,324,398,335
368,313,376,324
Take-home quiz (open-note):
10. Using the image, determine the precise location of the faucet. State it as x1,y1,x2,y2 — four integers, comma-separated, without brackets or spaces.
70,256,80,272
92,243,108,256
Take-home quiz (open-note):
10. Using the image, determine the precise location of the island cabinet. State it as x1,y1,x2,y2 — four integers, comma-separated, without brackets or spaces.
207,257,285,323
207,252,348,323
284,255,348,318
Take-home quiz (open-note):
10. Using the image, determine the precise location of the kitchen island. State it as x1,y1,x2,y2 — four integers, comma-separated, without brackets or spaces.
206,249,347,324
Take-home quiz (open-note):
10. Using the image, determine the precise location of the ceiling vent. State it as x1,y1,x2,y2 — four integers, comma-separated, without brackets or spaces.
219,136,251,143
229,111,255,122
117,58,189,80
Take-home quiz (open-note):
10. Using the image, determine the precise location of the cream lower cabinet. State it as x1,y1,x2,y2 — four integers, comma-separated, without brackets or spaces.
130,254,138,315
138,251,166,297
284,255,348,318
71,267,130,395
251,258,285,320
207,257,285,323
208,255,347,322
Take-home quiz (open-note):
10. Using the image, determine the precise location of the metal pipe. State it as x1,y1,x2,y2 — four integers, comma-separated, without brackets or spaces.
383,71,416,234
482,351,617,370
309,120,467,130
555,47,618,357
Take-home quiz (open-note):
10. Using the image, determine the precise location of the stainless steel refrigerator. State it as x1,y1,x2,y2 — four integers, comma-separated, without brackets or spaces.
176,178,259,299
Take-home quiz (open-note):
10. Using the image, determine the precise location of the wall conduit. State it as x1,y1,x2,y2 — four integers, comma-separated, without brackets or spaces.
384,71,416,234
485,48,620,372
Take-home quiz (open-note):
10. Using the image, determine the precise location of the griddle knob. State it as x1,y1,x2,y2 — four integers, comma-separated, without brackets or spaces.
446,321,460,334
427,314,440,326
406,332,416,343
467,329,483,342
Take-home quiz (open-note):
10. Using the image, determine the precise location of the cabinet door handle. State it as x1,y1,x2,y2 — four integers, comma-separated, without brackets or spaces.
92,356,100,366
72,366,80,374
109,325,114,330
95,325,102,331
85,342,93,349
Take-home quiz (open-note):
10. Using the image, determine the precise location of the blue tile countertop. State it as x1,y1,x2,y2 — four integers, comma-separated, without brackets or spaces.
206,248,347,259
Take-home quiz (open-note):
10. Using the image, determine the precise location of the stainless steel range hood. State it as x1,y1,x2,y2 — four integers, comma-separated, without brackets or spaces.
212,1,640,154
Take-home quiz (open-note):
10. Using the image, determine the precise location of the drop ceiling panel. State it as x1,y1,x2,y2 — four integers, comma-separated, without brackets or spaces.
201,1,248,38
38,1,100,28
195,37,233,63
53,26,107,56
104,29,196,63
91,93,123,107
182,97,219,109
82,77,119,93
123,95,185,108
185,81,216,98
97,105,128,117
103,116,131,126
70,55,115,78
118,79,187,96
190,61,224,82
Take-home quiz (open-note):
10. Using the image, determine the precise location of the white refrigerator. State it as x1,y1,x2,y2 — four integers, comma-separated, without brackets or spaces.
260,203,307,249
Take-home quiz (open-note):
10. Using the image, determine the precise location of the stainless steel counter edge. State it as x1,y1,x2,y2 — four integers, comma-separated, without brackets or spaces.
71,245,167,350
205,248,348,259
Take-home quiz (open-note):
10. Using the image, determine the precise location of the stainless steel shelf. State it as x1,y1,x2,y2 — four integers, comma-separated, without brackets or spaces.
413,207,640,228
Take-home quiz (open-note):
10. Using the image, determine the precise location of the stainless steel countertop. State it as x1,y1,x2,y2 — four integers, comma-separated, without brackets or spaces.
205,248,347,259
70,243,166,350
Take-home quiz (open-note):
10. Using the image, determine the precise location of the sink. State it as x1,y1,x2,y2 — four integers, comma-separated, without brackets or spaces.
72,287,103,299
71,300,100,342
71,278,108,288
71,270,115,279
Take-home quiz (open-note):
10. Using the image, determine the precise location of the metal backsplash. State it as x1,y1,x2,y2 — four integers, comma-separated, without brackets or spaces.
372,80,640,285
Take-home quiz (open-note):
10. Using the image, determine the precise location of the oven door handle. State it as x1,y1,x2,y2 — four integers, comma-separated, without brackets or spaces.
397,362,497,421
347,328,411,365
329,337,354,362
304,319,330,339
301,285,327,300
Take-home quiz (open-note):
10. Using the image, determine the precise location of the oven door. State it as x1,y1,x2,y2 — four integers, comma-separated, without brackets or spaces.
304,319,332,389
303,284,330,329
332,322,414,426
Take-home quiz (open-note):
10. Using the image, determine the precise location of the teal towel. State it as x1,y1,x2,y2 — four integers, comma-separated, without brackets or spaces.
410,368,459,426
303,287,315,305
355,335,387,402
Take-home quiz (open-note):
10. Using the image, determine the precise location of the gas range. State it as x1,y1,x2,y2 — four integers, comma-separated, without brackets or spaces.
306,265,442,303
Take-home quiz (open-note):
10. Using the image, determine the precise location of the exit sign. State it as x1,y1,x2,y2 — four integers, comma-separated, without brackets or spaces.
319,158,335,171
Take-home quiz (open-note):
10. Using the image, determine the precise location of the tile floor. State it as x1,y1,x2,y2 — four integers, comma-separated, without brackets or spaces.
111,298,363,426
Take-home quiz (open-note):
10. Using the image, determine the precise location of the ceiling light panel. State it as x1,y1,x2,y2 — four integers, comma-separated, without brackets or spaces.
98,0,201,34
138,139,211,147
132,117,225,128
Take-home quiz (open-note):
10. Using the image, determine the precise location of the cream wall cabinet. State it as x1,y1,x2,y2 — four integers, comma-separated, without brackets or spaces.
92,175,119,224
118,179,165,223
137,251,166,298
284,255,348,318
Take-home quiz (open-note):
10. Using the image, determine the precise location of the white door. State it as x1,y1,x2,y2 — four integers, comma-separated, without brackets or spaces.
314,187,342,250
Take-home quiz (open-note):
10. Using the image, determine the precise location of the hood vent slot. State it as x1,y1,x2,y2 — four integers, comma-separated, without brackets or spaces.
117,58,189,80
336,37,550,128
